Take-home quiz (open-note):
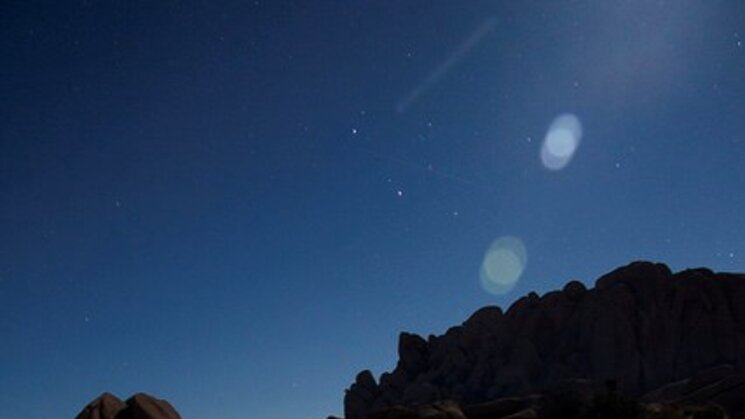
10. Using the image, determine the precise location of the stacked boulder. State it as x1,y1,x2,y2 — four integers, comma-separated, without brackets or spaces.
76,393,181,419
344,261,745,419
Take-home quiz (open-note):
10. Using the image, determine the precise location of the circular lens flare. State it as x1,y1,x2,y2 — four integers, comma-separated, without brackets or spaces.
480,236,527,295
541,113,583,170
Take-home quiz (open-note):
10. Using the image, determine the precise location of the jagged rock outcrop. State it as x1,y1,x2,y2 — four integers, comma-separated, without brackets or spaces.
76,392,181,419
344,261,745,419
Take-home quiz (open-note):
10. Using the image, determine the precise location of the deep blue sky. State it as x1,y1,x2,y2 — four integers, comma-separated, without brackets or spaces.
2,1,745,418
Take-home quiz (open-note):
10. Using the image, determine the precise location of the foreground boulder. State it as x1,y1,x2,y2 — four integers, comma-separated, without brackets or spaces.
344,261,745,418
76,393,181,419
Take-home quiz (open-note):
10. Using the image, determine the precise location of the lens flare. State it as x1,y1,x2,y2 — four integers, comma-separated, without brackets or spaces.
541,114,582,170
480,236,527,295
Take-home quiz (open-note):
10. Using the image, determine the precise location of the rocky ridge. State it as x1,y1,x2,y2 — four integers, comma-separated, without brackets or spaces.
344,261,745,419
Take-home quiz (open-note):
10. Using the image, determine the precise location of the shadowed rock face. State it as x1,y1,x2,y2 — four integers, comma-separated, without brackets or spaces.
76,393,181,419
344,261,745,419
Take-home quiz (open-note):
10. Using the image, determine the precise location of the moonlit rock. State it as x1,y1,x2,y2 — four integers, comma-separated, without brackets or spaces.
480,236,527,295
541,113,583,170
75,392,182,419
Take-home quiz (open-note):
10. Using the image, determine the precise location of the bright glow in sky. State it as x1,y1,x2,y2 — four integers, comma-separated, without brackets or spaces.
541,114,583,170
480,236,527,295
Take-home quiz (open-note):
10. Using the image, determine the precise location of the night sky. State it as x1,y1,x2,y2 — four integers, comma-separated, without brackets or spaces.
2,1,745,418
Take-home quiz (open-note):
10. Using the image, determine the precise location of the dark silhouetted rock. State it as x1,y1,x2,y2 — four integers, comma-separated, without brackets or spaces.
125,393,181,419
350,382,733,419
462,395,543,419
369,400,466,419
398,332,429,375
76,393,180,419
76,393,126,419
343,261,745,419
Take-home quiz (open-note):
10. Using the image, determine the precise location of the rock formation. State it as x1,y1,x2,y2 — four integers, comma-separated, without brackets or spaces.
344,261,745,419
76,392,181,419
